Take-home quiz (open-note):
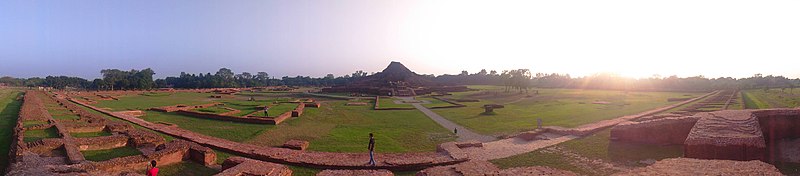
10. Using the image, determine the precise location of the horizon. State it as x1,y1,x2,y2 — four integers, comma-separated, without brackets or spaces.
1,0,799,79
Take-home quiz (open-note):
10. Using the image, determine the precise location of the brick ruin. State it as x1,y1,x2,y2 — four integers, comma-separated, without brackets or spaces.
416,160,578,176
148,100,318,125
610,108,800,164
613,158,781,176
5,90,218,175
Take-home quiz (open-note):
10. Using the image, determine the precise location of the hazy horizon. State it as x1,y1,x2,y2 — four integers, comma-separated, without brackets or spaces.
1,0,799,79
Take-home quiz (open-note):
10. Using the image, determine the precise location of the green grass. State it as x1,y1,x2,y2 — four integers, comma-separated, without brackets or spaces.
82,146,143,161
22,120,48,128
288,165,322,176
213,149,235,164
0,89,22,172
71,131,112,138
139,111,272,142
93,92,216,110
245,100,456,153
23,127,60,142
265,103,298,116
377,97,414,109
194,105,231,114
743,89,800,109
91,92,454,152
491,147,589,174
559,129,683,164
434,89,702,134
418,97,455,108
492,129,683,175
433,88,703,135
150,161,218,176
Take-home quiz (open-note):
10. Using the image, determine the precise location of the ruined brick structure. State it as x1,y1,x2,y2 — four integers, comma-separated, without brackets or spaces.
610,108,800,164
613,158,781,176
5,91,218,175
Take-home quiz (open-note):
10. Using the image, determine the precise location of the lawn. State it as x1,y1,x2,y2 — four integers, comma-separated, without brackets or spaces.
93,92,216,110
23,127,60,142
432,88,703,135
220,98,293,116
82,146,142,161
71,131,112,138
377,97,414,109
743,89,800,109
244,100,456,153
491,129,683,175
140,111,272,142
0,89,22,172
22,120,48,128
194,105,232,114
417,97,455,108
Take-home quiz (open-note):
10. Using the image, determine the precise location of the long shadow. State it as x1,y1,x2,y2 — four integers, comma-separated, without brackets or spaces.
0,91,23,173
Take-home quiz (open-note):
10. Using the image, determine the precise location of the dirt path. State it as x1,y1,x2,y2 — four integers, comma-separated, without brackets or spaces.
399,97,496,142
463,133,577,161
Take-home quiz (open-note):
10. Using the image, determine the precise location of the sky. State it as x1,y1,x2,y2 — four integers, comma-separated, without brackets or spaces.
1,0,799,79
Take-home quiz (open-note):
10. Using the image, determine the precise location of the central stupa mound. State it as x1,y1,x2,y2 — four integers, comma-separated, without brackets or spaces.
322,61,471,96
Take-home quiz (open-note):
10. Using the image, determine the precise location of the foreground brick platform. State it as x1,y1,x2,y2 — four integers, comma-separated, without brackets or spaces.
613,158,781,176
611,108,800,163
416,160,577,176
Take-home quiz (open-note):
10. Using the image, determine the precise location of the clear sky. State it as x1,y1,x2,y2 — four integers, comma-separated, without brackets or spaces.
1,0,798,79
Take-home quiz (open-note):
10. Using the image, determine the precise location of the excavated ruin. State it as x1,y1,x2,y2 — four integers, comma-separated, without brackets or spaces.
610,108,800,163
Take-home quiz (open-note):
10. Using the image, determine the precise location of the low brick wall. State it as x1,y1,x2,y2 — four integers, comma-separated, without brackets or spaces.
428,96,467,109
75,135,129,151
610,116,700,145
64,123,106,133
177,110,278,124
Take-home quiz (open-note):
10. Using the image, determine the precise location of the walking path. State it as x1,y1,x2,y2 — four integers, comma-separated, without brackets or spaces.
464,133,577,160
398,97,497,142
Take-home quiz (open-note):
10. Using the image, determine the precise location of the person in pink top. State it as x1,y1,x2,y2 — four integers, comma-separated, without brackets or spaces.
146,160,159,176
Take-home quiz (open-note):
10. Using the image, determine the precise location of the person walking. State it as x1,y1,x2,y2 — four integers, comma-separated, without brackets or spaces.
368,133,376,166
146,160,159,176
264,106,270,116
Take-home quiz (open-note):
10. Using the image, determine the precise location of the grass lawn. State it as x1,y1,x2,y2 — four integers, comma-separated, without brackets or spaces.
244,100,456,153
433,88,703,135
93,92,216,110
194,105,231,114
221,98,293,117
140,111,272,142
71,131,112,138
22,120,48,128
150,161,218,176
743,89,800,109
418,97,455,108
0,89,22,172
377,97,414,109
23,127,60,142
492,129,683,175
82,146,142,161
289,165,322,176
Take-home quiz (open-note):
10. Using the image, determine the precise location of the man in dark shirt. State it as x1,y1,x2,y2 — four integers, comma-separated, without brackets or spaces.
368,133,376,166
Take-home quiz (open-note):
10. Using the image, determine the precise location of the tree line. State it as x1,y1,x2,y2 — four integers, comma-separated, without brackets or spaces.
1,67,798,92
